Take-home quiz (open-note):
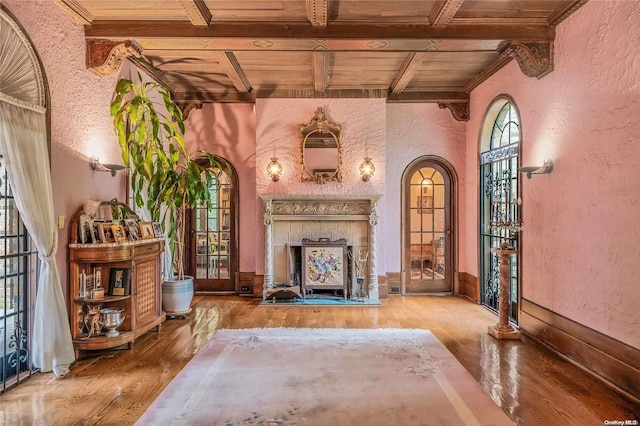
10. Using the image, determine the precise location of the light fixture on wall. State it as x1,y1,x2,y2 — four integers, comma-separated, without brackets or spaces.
518,159,554,179
359,157,375,182
267,157,283,182
90,157,125,177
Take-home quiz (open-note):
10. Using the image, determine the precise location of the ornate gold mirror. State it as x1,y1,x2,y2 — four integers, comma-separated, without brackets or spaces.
299,107,343,184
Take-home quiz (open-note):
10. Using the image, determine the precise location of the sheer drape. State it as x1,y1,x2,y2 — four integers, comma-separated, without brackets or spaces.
0,101,75,376
1,5,74,377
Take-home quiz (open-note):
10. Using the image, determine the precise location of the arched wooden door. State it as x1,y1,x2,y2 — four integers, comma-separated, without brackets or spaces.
403,158,455,294
189,160,238,293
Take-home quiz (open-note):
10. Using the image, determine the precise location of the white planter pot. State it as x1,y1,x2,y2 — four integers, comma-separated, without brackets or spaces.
162,275,194,317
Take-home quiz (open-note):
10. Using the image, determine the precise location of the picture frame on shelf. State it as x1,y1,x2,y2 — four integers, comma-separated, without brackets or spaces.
139,221,155,239
124,218,139,240
90,222,102,243
111,224,127,243
79,215,93,244
152,222,163,238
108,268,131,296
99,222,115,243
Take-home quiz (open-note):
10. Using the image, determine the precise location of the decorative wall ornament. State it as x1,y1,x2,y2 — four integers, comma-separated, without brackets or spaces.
271,201,371,216
177,101,204,121
299,107,343,184
86,39,143,77
499,41,554,79
438,101,470,122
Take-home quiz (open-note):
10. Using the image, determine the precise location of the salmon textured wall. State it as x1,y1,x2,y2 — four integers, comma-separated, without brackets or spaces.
183,103,257,272
466,0,640,347
385,104,466,273
3,0,126,294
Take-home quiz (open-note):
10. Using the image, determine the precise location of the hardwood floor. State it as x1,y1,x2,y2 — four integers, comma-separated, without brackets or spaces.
1,295,638,425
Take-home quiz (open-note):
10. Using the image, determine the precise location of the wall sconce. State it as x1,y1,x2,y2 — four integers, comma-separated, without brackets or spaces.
518,159,554,179
90,157,125,177
266,157,283,182
359,157,375,182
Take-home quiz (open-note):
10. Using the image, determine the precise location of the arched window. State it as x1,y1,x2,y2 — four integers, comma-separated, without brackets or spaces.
1,5,73,390
479,97,521,323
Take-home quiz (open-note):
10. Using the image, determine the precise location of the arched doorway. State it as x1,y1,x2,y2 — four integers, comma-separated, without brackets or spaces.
189,158,238,293
479,96,521,324
402,157,456,294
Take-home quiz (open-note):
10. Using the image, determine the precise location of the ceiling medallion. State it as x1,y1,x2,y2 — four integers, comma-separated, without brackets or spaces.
367,40,389,50
252,39,275,49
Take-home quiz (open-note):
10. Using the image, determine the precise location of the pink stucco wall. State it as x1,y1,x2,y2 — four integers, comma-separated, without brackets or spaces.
183,103,257,272
386,104,466,273
3,0,126,295
466,0,640,347
254,98,387,275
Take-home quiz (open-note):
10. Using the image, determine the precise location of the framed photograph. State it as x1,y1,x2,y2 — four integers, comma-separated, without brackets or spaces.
79,215,93,244
152,222,163,238
108,268,131,296
99,222,115,243
111,224,127,243
124,219,139,241
91,222,102,243
301,238,348,300
139,221,155,239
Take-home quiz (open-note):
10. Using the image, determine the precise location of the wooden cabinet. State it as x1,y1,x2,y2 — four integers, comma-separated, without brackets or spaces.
68,203,165,357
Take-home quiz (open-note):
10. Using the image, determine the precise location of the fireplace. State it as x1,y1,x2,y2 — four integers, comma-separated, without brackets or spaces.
260,194,381,301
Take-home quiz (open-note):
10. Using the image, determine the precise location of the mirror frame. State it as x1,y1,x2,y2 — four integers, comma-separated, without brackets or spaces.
299,107,343,184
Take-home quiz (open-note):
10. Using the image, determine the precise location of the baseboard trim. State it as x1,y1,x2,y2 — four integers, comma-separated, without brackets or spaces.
459,272,479,302
520,299,640,403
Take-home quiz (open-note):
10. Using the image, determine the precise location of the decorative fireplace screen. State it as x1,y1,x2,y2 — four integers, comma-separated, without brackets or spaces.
301,238,348,300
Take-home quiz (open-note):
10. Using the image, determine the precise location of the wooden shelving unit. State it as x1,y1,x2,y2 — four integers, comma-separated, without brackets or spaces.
68,202,165,358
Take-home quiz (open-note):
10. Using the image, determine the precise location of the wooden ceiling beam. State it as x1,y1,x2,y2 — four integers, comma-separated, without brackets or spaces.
389,53,427,95
214,52,252,93
54,0,93,25
178,0,212,26
306,0,334,27
430,0,466,27
387,91,468,103
85,21,555,41
313,52,333,92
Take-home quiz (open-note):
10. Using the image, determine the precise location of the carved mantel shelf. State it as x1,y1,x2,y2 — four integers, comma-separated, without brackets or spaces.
259,194,382,301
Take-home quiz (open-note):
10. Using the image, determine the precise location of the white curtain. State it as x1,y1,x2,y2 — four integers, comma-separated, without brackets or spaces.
1,5,74,377
0,98,75,376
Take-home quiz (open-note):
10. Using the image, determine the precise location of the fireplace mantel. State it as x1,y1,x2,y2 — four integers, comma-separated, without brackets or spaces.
260,194,382,301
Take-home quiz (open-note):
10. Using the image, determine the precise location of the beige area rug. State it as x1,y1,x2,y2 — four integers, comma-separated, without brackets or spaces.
136,328,513,426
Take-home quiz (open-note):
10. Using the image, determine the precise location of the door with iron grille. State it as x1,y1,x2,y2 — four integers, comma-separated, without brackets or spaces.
480,98,521,323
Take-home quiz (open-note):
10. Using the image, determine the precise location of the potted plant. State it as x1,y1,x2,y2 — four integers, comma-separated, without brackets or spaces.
110,73,221,316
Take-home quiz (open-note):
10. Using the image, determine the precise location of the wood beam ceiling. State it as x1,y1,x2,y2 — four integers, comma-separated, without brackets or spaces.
312,52,331,92
178,0,211,26
430,0,466,27
214,52,252,93
389,53,427,95
84,21,555,41
306,0,333,27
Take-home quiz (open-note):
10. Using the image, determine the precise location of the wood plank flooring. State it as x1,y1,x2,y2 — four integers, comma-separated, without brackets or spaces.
1,295,638,425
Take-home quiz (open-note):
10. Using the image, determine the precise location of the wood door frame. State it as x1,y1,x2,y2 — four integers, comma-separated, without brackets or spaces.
186,157,239,294
400,156,458,295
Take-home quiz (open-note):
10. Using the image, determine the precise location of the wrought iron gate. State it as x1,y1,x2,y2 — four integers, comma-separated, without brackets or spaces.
479,100,521,324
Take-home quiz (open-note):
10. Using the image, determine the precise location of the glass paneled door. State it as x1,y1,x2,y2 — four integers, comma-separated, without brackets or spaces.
404,161,452,293
190,166,236,293
479,98,521,324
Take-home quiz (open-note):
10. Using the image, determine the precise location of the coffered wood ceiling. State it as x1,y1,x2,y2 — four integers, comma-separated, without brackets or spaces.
56,0,587,121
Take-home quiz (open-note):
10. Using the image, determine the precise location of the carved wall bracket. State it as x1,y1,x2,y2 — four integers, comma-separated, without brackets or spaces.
86,40,143,77
438,101,470,122
177,101,204,121
499,41,554,79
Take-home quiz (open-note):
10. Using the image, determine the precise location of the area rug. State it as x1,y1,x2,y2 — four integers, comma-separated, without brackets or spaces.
136,328,512,426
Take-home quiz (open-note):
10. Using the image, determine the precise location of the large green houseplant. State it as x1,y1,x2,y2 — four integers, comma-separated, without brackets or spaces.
110,74,219,282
